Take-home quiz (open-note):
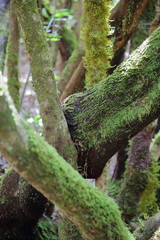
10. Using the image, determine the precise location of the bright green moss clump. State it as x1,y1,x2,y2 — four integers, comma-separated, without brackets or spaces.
138,160,160,216
82,0,112,88
32,218,58,240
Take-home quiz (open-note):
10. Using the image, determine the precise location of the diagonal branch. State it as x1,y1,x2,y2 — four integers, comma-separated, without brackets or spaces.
0,87,134,240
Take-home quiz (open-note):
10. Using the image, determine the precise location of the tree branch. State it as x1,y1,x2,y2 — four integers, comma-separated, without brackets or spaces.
6,0,20,111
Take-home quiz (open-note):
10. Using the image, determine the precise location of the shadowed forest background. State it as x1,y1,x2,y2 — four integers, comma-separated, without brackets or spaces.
1,0,160,239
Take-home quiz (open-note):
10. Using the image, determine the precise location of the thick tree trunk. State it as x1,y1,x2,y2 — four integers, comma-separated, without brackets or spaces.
63,27,160,178
0,89,134,240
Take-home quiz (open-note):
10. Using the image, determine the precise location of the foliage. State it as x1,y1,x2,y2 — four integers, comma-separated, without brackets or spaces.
107,180,122,198
43,7,74,42
32,218,58,240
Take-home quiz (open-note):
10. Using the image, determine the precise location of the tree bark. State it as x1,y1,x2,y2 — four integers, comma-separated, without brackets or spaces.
60,60,85,102
63,27,160,178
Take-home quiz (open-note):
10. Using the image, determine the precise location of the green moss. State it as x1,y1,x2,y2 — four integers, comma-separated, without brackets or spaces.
137,131,160,216
107,180,122,198
138,157,160,216
59,215,85,240
0,174,5,204
151,228,160,240
32,218,58,240
82,0,112,88
116,167,149,221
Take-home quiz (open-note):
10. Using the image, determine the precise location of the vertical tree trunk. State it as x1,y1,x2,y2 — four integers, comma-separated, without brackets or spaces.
6,0,20,111
116,125,155,221
0,0,10,72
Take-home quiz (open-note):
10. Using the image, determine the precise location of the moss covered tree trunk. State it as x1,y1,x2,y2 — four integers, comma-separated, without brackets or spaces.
63,27,160,178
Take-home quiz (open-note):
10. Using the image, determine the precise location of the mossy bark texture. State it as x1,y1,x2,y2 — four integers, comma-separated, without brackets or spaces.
116,126,154,221
6,0,20,111
82,0,112,87
64,27,160,178
12,0,77,167
58,215,86,240
0,90,134,240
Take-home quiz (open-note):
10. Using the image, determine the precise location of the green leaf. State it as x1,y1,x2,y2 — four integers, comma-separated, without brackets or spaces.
42,8,50,19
